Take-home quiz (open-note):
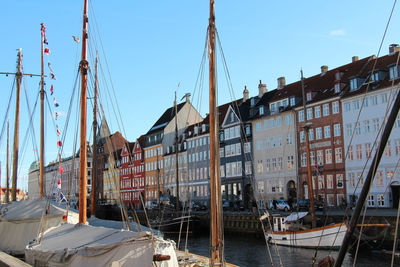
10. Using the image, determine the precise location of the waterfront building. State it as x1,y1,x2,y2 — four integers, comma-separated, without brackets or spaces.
131,136,146,209
119,142,135,206
28,146,92,200
103,152,120,204
0,187,26,202
342,48,400,207
250,79,299,208
143,96,202,207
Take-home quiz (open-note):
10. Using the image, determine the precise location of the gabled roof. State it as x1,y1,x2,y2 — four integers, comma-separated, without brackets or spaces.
146,102,185,135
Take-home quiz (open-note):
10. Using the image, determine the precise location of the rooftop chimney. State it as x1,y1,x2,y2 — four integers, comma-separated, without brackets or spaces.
258,80,267,97
243,85,249,101
277,77,286,89
321,65,328,73
352,56,359,62
389,44,400,55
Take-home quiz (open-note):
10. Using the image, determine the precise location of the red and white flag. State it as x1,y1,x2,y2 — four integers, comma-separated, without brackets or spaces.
59,166,64,174
44,48,50,55
57,178,61,190
50,85,54,95
53,97,59,107
56,125,61,135
57,140,62,147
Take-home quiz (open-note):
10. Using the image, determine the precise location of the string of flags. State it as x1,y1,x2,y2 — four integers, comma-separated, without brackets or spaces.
43,23,67,205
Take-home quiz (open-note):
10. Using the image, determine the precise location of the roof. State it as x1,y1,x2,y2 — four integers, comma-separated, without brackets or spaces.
146,102,185,135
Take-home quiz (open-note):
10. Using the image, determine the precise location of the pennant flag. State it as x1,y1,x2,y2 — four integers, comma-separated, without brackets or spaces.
53,97,59,107
57,178,61,190
44,47,50,55
54,112,59,120
59,191,67,203
50,72,57,80
56,125,61,135
44,36,48,45
59,166,64,174
41,23,46,34
50,85,54,95
57,140,62,147
72,36,80,43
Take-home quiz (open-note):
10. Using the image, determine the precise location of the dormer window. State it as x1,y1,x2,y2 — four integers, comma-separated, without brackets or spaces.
334,83,341,94
290,97,295,106
335,71,341,81
183,142,187,150
202,124,206,132
167,147,170,154
283,99,288,108
194,126,198,135
306,91,312,101
250,98,255,106
389,65,399,80
270,103,276,113
370,72,379,82
259,106,264,115
350,78,358,91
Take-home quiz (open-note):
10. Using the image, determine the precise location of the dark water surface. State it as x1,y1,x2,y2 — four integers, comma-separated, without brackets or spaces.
166,233,400,267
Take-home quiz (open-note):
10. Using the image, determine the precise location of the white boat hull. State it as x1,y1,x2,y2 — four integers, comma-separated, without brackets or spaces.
266,223,347,249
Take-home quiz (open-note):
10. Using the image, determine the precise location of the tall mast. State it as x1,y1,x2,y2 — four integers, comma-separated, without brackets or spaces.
11,50,23,202
208,0,223,265
174,92,180,212
91,52,98,217
39,23,45,198
301,70,316,228
6,121,9,203
335,88,400,266
79,0,89,224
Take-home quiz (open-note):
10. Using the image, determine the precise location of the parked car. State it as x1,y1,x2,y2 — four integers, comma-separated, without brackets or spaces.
295,199,324,211
269,200,291,211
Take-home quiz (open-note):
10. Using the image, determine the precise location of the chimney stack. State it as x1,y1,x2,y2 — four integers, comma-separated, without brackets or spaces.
243,85,249,101
352,56,359,62
389,44,400,55
277,77,286,89
258,80,267,97
321,65,328,73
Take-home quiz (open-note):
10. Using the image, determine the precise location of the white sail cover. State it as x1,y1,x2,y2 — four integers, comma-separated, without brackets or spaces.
25,223,179,267
0,199,77,255
283,211,308,223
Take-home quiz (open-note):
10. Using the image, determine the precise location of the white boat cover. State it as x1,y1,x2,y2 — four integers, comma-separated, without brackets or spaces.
0,199,78,255
283,212,308,223
25,223,179,267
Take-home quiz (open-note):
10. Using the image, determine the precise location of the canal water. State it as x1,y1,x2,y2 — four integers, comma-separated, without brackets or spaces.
165,233,400,267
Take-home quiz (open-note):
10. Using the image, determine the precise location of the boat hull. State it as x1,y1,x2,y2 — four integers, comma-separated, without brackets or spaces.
266,223,347,249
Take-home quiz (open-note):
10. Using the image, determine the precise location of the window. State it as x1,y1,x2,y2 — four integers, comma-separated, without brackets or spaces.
307,108,313,120
318,175,324,189
283,99,288,107
385,140,392,157
332,101,339,114
245,161,252,175
244,142,251,153
301,153,307,167
389,65,399,80
324,126,331,138
315,106,321,118
365,143,372,158
371,95,378,105
367,195,375,207
327,175,333,189
219,148,224,158
255,122,261,132
257,160,263,173
277,136,282,147
377,194,385,207
220,166,225,177
306,91,312,101
300,131,305,143
335,147,343,163
344,102,351,112
286,134,293,144
316,127,322,140
370,72,379,82
363,120,370,133
349,173,355,187
353,100,360,110
271,137,275,147
350,78,358,91
264,119,269,129
270,103,276,113
285,115,292,125
323,104,330,116
265,138,270,149
310,151,315,166
278,157,282,171
287,155,294,169
395,139,400,155
373,118,380,132
381,93,388,104
336,174,344,188
347,145,354,161
334,83,341,93
317,150,324,165
334,124,341,137
298,111,304,122
276,117,282,127
354,122,361,135
376,171,383,186
325,149,332,164
356,144,363,160
290,97,295,106
265,159,270,172
259,106,264,115
272,158,277,171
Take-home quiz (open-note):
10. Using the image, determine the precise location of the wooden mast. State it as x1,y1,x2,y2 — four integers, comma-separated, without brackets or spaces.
79,0,89,224
11,50,23,202
301,70,316,228
91,53,98,217
39,23,45,198
208,0,224,265
6,121,9,203
174,92,180,212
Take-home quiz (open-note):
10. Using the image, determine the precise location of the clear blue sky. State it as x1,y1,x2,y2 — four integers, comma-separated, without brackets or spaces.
0,1,399,193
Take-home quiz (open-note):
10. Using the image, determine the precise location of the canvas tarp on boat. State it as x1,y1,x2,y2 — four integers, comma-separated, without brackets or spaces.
283,211,308,223
0,198,78,255
25,223,179,267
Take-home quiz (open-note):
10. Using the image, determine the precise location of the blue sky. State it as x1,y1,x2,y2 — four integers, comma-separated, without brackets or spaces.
0,1,399,192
